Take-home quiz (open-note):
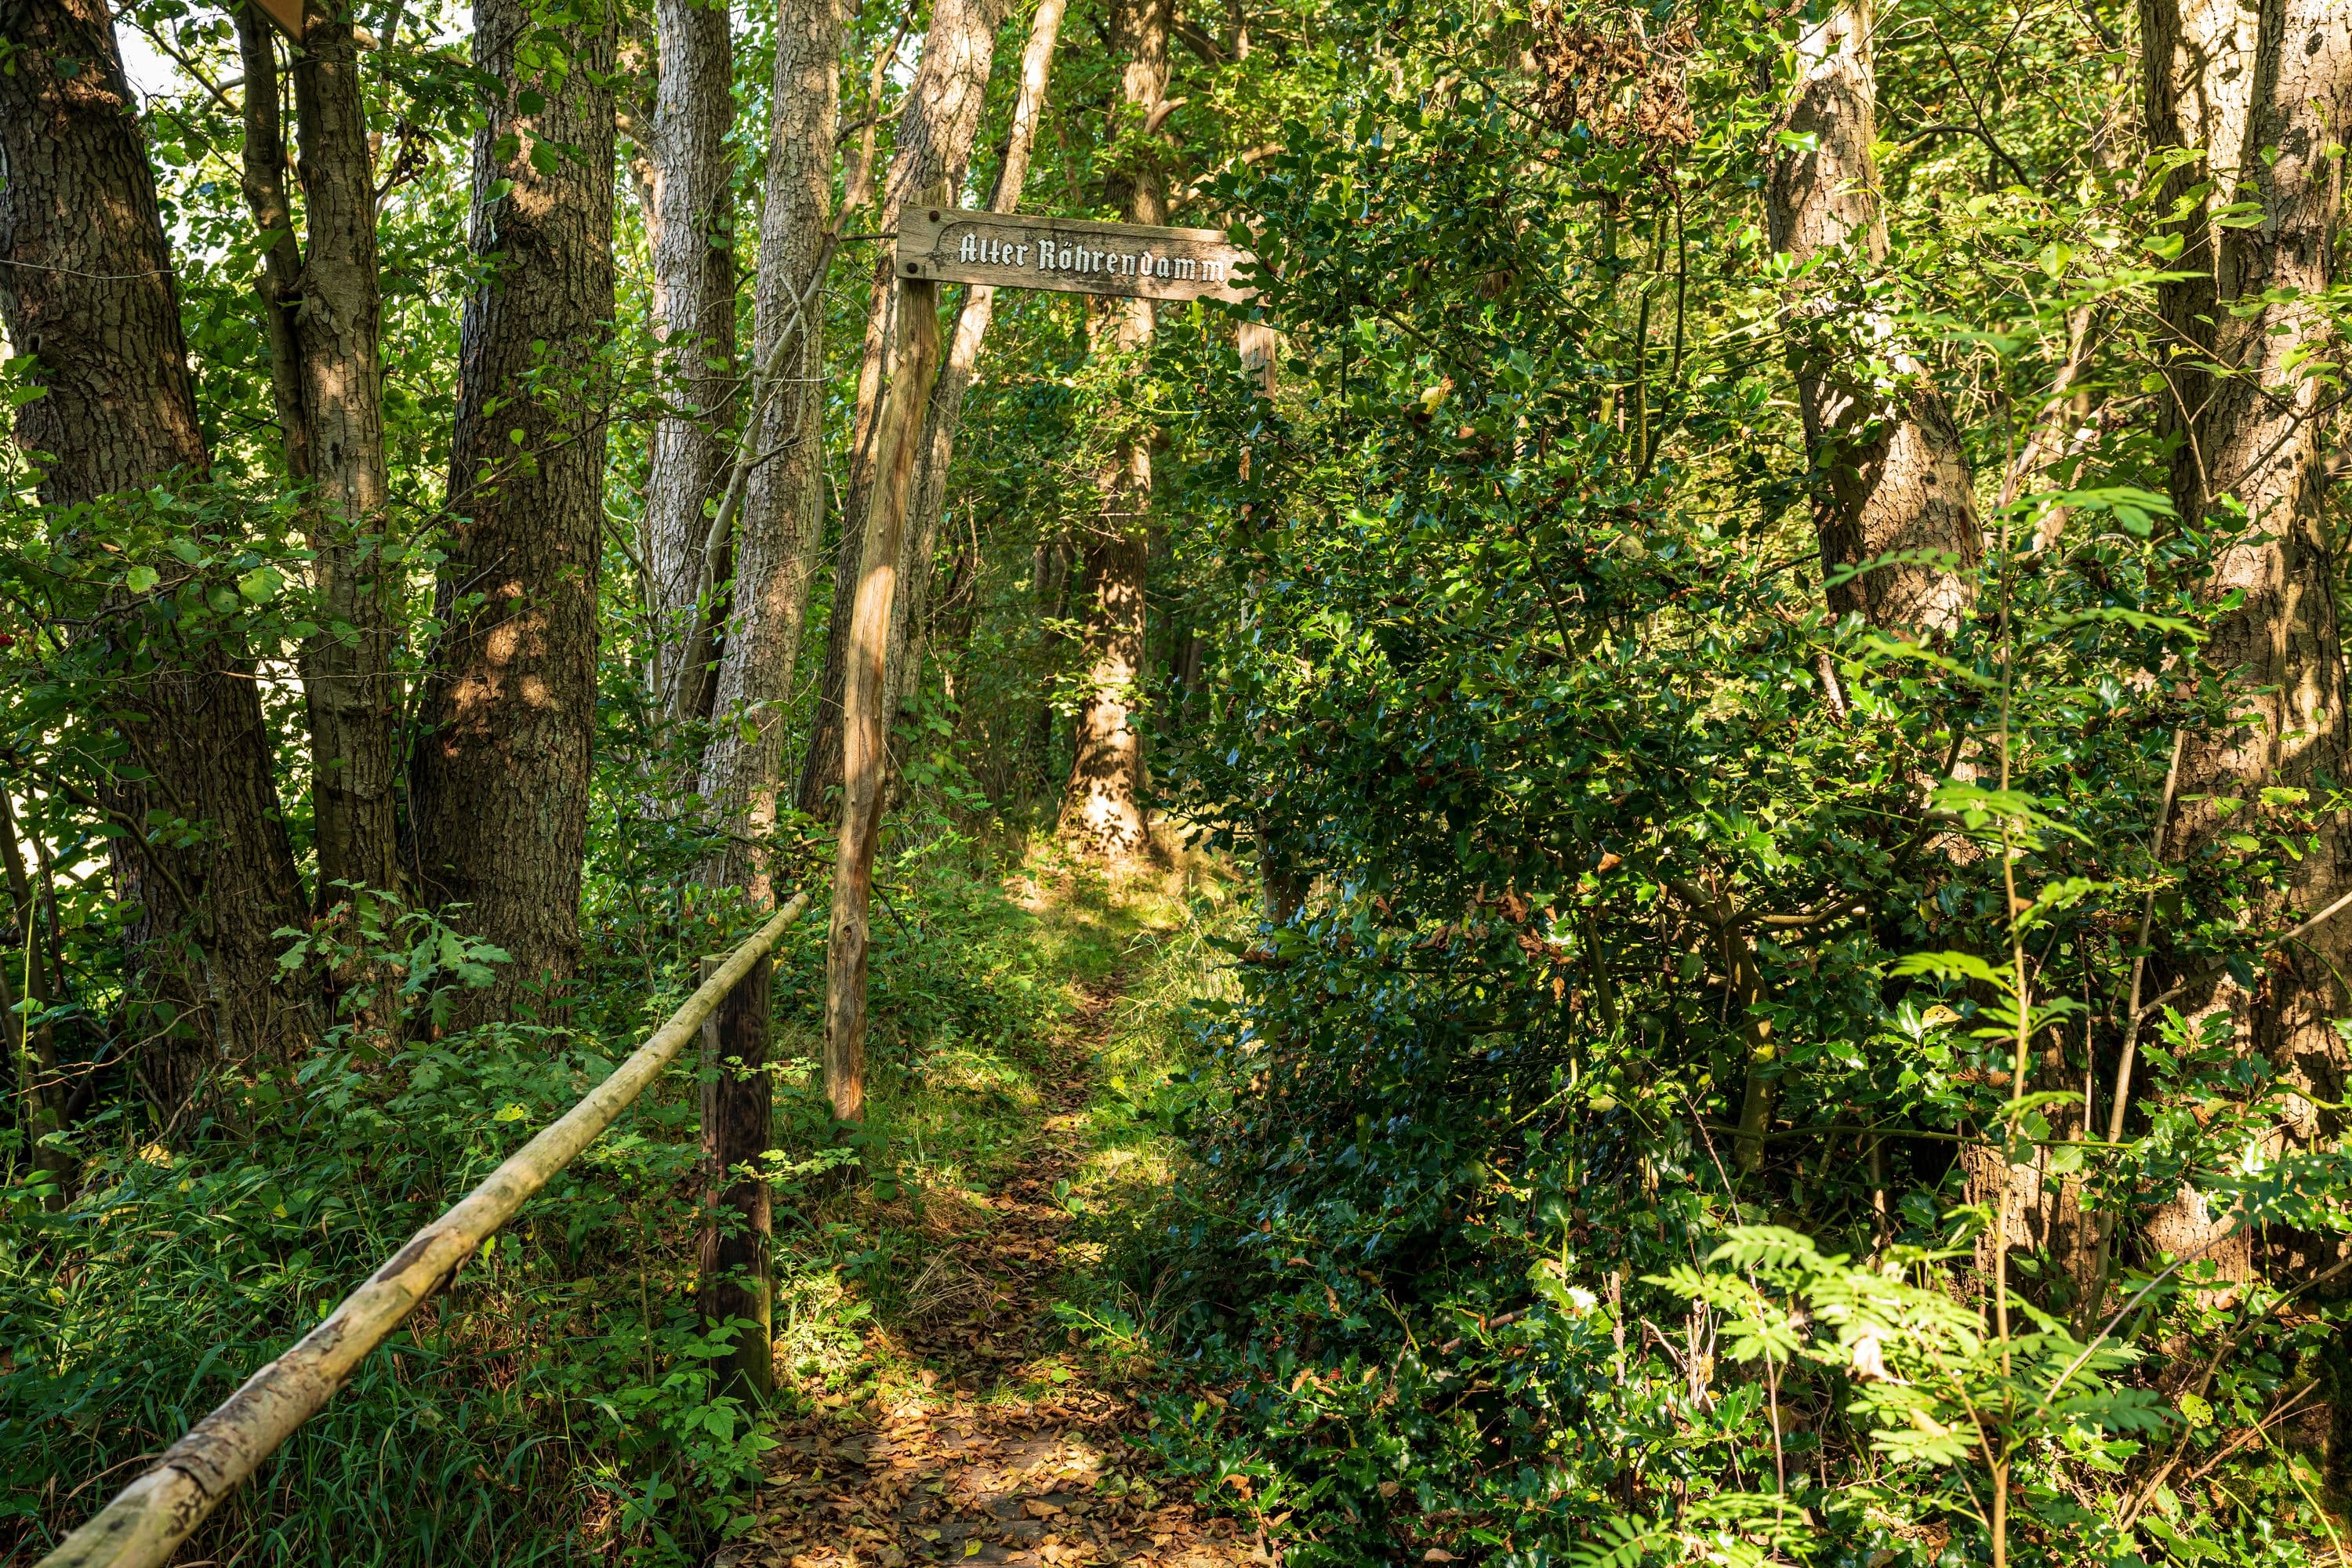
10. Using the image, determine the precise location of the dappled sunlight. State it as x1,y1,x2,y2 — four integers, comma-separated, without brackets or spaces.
729,862,1265,1567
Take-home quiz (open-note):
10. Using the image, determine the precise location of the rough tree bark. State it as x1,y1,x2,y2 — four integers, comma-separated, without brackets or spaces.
793,0,1007,817
409,0,616,1026
699,950,773,1398
0,0,207,499
1764,0,1980,637
877,0,1072,758
822,183,947,1123
0,0,315,1111
640,0,738,728
234,6,310,482
2136,0,2352,1300
288,0,401,902
231,3,403,1056
1058,0,1171,860
697,0,843,906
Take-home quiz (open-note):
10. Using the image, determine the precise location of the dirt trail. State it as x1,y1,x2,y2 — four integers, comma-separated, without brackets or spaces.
725,977,1267,1568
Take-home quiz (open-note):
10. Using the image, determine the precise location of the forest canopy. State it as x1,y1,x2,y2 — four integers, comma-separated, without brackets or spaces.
3,0,2352,1563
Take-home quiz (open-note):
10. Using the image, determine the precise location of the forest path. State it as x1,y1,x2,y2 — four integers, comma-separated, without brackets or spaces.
724,866,1265,1568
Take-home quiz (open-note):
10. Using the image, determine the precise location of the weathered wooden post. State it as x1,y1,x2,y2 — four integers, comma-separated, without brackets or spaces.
699,951,774,1400
821,178,950,1128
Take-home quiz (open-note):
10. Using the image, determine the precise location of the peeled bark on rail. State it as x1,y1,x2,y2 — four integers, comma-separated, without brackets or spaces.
35,894,810,1568
822,191,948,1123
793,0,1008,818
2136,0,2352,1299
0,0,314,1109
1058,0,1171,861
878,0,1072,755
409,0,616,1027
641,0,739,728
1765,0,1980,637
698,0,843,906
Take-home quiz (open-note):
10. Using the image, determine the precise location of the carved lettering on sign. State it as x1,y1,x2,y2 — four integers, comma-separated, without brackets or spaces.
895,207,1257,303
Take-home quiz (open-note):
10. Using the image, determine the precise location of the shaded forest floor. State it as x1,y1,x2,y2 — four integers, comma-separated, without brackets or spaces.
726,849,1265,1568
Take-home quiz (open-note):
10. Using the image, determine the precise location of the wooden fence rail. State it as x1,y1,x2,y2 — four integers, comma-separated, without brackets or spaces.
36,891,813,1568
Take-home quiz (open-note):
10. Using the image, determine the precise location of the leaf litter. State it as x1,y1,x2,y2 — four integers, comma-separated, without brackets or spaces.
720,976,1272,1568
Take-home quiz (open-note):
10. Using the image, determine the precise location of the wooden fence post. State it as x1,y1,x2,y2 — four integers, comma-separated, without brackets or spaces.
822,176,949,1126
38,895,810,1568
699,951,774,1401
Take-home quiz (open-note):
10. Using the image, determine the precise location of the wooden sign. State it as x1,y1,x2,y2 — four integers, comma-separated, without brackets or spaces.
895,207,1256,304
249,0,305,38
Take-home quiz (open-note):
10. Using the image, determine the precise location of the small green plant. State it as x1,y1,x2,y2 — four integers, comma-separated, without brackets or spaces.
1652,1227,2170,1562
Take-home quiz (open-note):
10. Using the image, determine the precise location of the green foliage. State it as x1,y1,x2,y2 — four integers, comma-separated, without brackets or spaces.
6,0,2352,1563
2,1015,772,1561
0,825,1126,1563
1102,2,2352,1565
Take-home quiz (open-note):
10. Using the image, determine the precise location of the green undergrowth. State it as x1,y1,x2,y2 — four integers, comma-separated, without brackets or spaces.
0,828,1243,1566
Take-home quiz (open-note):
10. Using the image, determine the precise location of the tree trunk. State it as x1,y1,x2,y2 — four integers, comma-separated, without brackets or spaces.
793,0,1008,818
1764,0,1980,637
641,0,738,729
1061,457,1152,857
1236,327,1288,912
697,0,843,907
1761,0,1991,1239
878,0,1072,759
2139,0,2352,1290
1958,1039,2097,1299
1058,0,1171,860
0,0,315,1112
289,2,401,904
0,0,207,496
408,0,616,1027
699,950,773,1399
822,194,946,1123
2140,0,2256,535
234,8,310,484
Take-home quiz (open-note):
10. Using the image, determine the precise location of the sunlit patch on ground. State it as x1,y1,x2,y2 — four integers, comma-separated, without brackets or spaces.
724,861,1267,1568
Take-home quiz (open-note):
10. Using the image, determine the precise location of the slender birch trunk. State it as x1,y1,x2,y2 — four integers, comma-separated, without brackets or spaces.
877,0,1073,755
698,0,844,906
794,0,1009,818
641,0,739,729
